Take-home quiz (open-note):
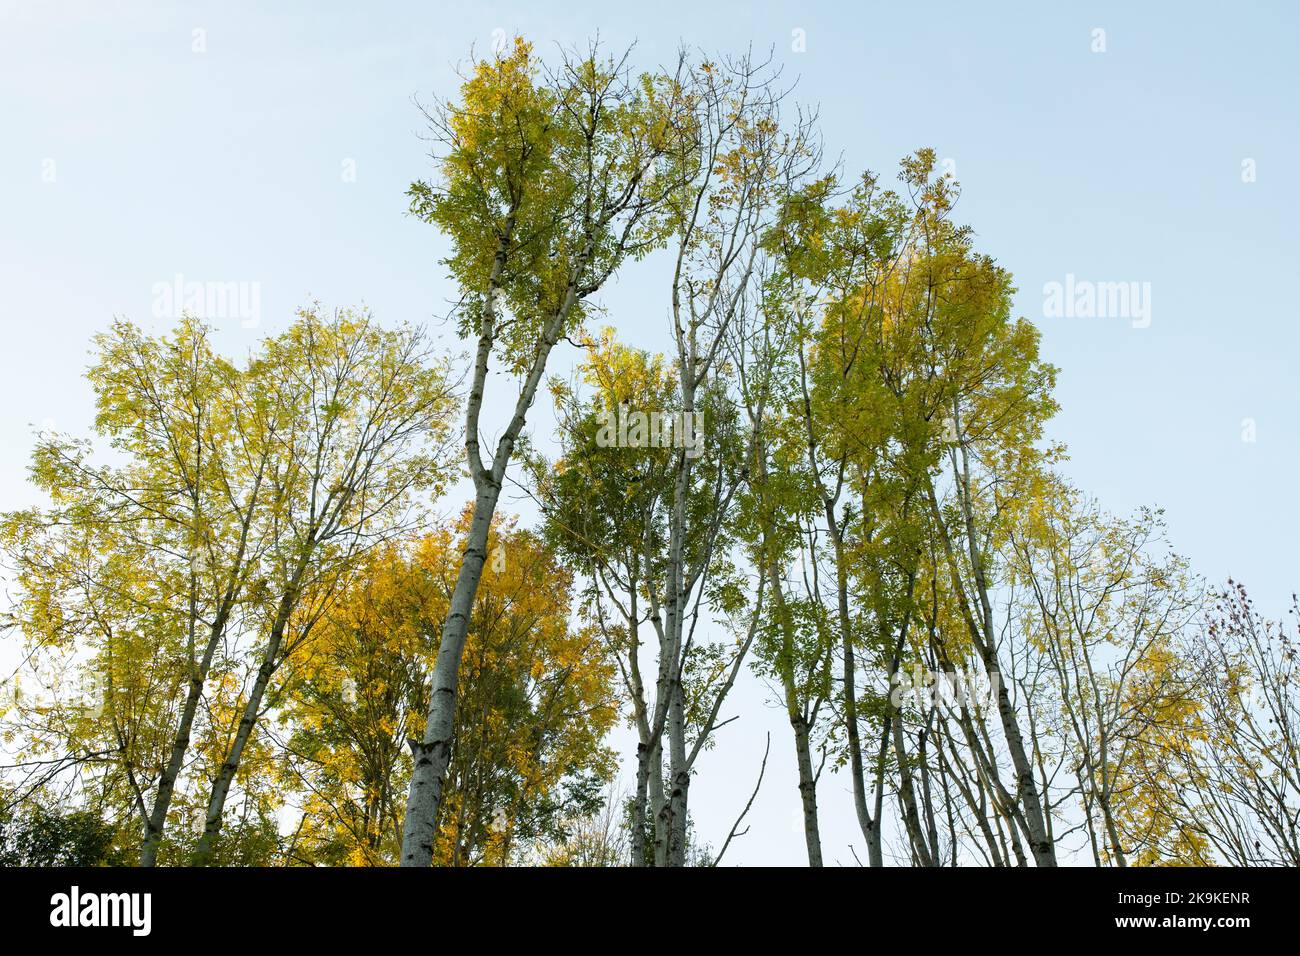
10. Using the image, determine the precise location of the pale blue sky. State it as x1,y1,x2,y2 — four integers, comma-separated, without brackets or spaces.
2,0,1296,865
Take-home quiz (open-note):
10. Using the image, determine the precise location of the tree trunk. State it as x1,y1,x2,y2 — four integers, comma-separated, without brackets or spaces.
630,739,653,867
792,716,823,866
765,550,824,867
139,610,229,866
892,701,935,866
399,480,499,865
927,464,1058,868
666,676,690,866
399,233,583,866
191,584,301,865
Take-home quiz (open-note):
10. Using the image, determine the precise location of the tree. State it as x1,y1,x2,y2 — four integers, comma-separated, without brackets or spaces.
1,308,456,865
536,329,756,866
2,318,266,865
538,786,629,867
647,50,815,867
1007,492,1202,866
191,308,456,864
399,39,692,865
1156,584,1300,865
0,798,130,867
729,261,831,866
4,36,1293,873
283,515,618,866
902,162,1060,866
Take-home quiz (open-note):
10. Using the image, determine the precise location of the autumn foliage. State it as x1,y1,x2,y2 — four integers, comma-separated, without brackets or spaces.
1,38,1295,869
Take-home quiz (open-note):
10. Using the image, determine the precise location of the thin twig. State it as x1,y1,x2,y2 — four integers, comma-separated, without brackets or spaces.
712,731,770,866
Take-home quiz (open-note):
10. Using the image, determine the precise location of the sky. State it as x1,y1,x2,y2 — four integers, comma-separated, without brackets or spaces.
1,0,1297,865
